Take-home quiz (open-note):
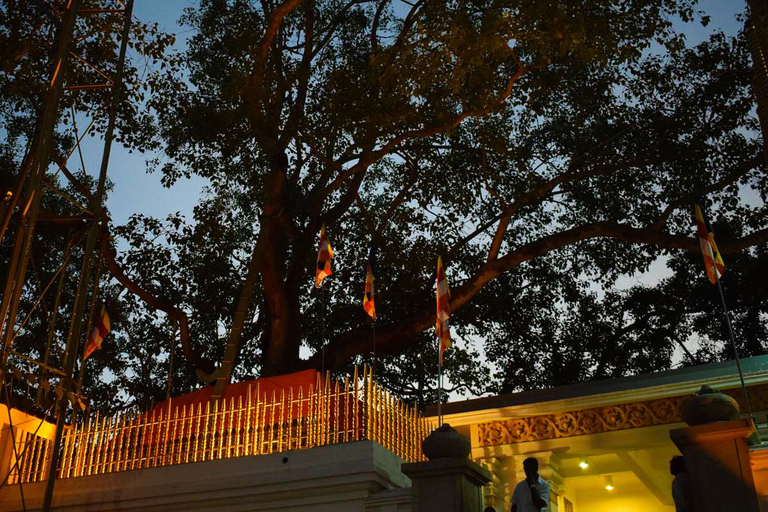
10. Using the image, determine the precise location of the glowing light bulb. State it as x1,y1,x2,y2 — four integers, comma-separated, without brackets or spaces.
578,460,589,469
604,475,614,491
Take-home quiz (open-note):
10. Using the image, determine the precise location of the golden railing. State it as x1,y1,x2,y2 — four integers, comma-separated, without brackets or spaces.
10,366,432,484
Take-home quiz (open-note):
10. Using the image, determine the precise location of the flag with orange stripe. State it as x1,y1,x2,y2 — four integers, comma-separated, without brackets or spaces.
436,255,451,364
694,203,725,284
315,224,334,288
83,305,111,361
363,244,376,319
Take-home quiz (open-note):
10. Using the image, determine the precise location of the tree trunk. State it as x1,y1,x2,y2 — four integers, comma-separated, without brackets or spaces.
260,151,303,376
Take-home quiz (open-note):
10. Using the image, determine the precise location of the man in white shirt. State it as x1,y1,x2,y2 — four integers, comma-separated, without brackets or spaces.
511,457,550,512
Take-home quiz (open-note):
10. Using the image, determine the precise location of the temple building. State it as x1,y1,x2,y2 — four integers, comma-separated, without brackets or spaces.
2,356,768,511
433,354,768,511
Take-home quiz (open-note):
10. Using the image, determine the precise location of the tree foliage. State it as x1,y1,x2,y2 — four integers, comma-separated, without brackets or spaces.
2,1,767,411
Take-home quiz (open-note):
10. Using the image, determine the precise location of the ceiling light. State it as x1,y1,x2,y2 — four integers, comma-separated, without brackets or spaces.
604,475,614,491
578,460,589,469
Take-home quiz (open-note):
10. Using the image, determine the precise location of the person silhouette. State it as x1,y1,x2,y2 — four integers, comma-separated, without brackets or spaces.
670,455,690,511
511,457,550,512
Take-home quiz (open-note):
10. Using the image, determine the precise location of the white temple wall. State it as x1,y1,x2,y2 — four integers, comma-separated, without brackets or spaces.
0,440,412,512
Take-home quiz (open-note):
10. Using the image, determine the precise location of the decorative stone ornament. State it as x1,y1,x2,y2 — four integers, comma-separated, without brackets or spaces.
422,423,471,460
682,385,740,426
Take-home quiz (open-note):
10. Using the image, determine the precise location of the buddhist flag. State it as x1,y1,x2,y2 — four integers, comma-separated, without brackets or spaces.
694,203,725,285
315,224,334,288
83,305,110,361
363,244,376,319
436,255,451,364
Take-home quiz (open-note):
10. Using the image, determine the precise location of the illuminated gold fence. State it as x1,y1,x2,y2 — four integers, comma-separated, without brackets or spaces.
12,366,431,484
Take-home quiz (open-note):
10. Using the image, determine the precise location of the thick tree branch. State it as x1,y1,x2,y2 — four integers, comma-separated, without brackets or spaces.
251,0,304,88
370,0,390,54
322,63,533,195
306,221,768,371
278,0,314,148
98,225,208,374
249,0,305,134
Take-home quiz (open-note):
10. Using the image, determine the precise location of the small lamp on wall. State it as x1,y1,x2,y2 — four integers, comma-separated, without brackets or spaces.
604,475,615,491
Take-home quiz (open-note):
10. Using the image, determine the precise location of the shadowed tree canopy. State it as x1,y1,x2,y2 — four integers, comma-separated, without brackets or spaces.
121,0,768,390
2,0,768,411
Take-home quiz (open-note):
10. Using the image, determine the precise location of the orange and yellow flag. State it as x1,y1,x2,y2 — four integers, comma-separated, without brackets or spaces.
363,244,376,319
436,255,451,364
315,224,334,288
83,305,111,361
694,204,725,284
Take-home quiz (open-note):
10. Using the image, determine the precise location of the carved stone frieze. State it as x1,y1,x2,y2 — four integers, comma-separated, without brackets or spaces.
477,384,768,447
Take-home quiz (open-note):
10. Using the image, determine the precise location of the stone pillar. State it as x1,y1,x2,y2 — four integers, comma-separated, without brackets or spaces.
402,423,492,512
403,457,493,512
672,387,762,512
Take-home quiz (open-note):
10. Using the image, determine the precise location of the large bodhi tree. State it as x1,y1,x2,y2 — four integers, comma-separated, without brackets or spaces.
111,0,768,393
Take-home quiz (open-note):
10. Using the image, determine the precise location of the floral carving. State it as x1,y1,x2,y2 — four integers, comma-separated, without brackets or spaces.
477,384,768,447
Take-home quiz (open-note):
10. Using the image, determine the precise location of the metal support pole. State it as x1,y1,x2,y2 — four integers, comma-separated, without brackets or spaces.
715,279,757,424
437,349,443,427
36,240,73,405
40,2,134,509
371,320,376,378
321,282,326,376
0,0,82,367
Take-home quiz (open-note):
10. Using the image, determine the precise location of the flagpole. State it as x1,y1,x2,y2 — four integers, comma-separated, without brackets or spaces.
371,320,376,378
715,278,756,424
437,349,443,426
698,199,755,426
321,281,326,376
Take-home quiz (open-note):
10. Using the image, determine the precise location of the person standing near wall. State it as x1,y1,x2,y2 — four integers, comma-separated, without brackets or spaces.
670,456,690,512
511,457,550,512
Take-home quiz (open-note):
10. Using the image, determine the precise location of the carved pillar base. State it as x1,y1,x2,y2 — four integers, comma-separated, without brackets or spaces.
670,418,760,512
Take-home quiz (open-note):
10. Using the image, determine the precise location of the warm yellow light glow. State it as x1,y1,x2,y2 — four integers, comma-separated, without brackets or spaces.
578,460,589,469
604,475,614,491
